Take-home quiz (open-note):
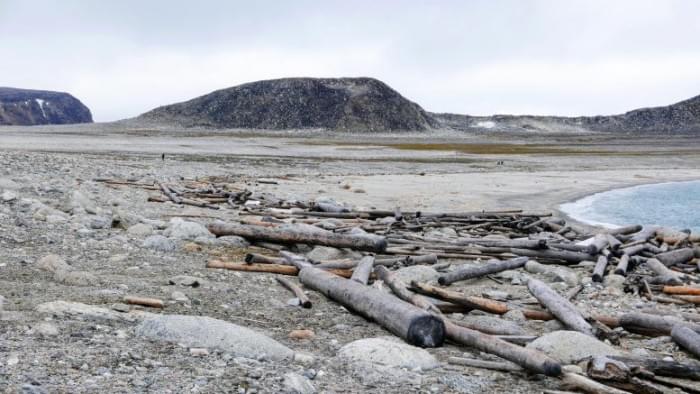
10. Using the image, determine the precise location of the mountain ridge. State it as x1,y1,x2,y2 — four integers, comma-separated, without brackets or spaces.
0,87,93,126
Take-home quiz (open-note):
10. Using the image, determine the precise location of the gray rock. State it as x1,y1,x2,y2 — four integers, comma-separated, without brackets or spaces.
112,208,142,229
525,261,579,286
526,331,621,363
163,219,213,240
604,274,626,291
127,223,154,237
0,178,20,190
134,315,294,361
143,235,175,252
438,374,488,393
70,190,98,214
306,246,344,262
502,309,526,322
482,290,510,301
393,266,439,284
213,235,250,248
36,301,139,322
34,322,59,337
282,372,316,394
89,216,111,229
171,291,189,303
0,294,5,310
337,337,439,370
1,190,17,202
46,214,68,224
37,254,71,273
53,270,99,286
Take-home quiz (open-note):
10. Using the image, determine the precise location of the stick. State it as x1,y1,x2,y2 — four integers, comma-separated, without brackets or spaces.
663,286,700,296
124,296,164,309
276,277,312,308
207,222,388,252
207,260,354,278
527,278,595,337
350,256,374,285
447,356,522,372
438,257,528,286
561,372,631,394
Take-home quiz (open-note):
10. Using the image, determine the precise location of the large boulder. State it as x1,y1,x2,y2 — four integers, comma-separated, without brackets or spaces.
163,219,213,240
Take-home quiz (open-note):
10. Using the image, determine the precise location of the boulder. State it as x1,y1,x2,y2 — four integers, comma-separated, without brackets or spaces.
337,337,439,370
127,223,154,237
526,331,621,363
164,219,213,240
306,246,344,262
134,315,294,361
37,254,71,273
282,373,316,394
143,235,176,252
393,266,439,284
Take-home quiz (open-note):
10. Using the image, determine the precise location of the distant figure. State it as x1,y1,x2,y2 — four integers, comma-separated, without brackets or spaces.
161,153,165,161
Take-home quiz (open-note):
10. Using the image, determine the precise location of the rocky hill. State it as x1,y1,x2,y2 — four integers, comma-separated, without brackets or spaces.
137,77,436,132
0,88,93,126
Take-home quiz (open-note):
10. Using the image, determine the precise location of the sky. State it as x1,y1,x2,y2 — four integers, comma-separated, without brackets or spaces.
1,0,700,122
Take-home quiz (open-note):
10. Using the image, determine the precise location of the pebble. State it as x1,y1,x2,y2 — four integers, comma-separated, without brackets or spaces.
190,348,210,357
288,329,315,340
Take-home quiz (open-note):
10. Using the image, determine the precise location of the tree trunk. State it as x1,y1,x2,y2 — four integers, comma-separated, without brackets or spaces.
671,325,700,358
438,257,528,286
527,278,595,336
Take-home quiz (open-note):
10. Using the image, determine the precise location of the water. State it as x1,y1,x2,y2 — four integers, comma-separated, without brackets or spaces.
560,180,700,232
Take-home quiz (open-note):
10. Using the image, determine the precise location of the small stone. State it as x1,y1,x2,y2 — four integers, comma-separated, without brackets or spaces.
1,190,17,202
288,329,315,340
190,348,210,357
293,353,315,365
182,242,202,252
53,270,99,286
143,235,175,252
111,303,130,313
482,290,510,301
171,291,189,303
353,188,366,193
34,322,59,337
502,309,526,322
127,223,154,237
306,246,344,262
89,216,111,229
6,353,19,366
163,219,213,240
283,372,316,394
37,254,71,273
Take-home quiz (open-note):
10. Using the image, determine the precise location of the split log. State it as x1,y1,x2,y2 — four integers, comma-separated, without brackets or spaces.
619,312,700,336
438,257,528,286
655,248,695,266
298,265,445,347
614,255,630,276
671,325,700,358
662,285,700,296
410,282,509,314
560,372,631,394
527,278,595,337
609,356,700,380
124,296,164,309
350,256,375,285
275,277,312,308
447,356,522,372
207,222,388,252
593,255,609,282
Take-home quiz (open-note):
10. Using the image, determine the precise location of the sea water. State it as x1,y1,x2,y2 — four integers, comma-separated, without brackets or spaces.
560,180,700,232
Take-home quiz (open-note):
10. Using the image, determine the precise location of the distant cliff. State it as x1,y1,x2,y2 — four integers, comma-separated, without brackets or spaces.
137,77,436,132
0,88,93,126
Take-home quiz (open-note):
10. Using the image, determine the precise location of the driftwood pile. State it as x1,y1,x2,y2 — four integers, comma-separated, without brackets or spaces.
101,177,700,392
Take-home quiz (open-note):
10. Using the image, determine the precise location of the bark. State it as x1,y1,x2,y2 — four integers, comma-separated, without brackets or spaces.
527,278,595,337
298,266,445,347
438,257,528,286
207,222,388,252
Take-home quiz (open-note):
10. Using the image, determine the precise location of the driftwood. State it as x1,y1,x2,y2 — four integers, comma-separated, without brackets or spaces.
207,260,354,278
615,254,631,276
593,255,609,282
560,372,631,394
438,257,528,286
276,277,312,308
374,265,441,314
207,222,388,252
655,248,695,266
663,286,700,296
350,256,375,285
245,253,286,265
527,278,595,337
124,296,164,309
619,312,700,336
447,356,522,372
410,282,509,314
643,258,685,285
671,325,700,358
297,265,445,347
609,355,700,381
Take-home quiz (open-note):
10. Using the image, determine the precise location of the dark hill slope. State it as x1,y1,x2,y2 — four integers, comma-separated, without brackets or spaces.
0,88,93,126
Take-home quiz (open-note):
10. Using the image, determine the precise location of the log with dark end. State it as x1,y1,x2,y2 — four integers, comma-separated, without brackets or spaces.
609,355,700,380
527,278,595,337
350,255,375,285
619,312,700,336
245,253,286,265
374,265,441,314
438,257,528,286
592,255,609,283
655,248,695,266
614,254,630,276
298,266,445,347
208,222,388,252
276,277,312,308
671,325,700,358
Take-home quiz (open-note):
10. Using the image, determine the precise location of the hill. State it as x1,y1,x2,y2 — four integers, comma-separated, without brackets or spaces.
0,88,93,126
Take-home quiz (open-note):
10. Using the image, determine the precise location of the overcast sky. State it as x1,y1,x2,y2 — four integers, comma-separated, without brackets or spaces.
2,0,699,122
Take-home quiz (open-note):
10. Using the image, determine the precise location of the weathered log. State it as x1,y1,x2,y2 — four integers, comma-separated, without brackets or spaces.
609,225,644,236
124,296,164,309
674,295,700,304
457,238,547,250
451,316,526,336
527,278,595,336
350,256,375,285
643,258,685,285
374,265,441,314
671,325,700,358
605,234,623,251
443,320,562,376
276,277,312,308
622,244,647,257
619,312,700,336
655,248,695,266
438,257,528,286
410,282,509,314
496,335,538,345
560,372,631,394
662,285,700,296
479,247,593,264
159,183,182,204
207,222,387,252
245,253,286,265
628,227,658,243
614,255,630,276
298,266,445,347
447,356,522,372
585,233,610,255
207,260,354,278
609,355,700,380
593,255,609,283
405,254,439,265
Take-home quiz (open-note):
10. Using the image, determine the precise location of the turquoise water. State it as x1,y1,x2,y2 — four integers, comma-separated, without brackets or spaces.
560,180,700,232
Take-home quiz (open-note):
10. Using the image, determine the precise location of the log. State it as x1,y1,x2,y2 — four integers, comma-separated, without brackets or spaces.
456,238,547,250
350,256,374,285
374,265,441,314
671,325,700,358
124,296,164,309
451,316,526,336
276,277,312,308
586,233,610,255
207,222,388,252
656,248,695,266
619,312,700,336
245,253,286,265
447,356,522,372
644,258,685,285
527,278,595,337
410,282,509,314
438,257,528,286
298,266,445,347
405,254,439,265
609,225,644,236
675,295,700,304
614,255,630,276
663,286,700,296
609,355,700,380
159,183,182,204
592,255,609,283
560,372,631,394
206,260,354,278
628,227,658,243
480,247,593,264
605,234,623,251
